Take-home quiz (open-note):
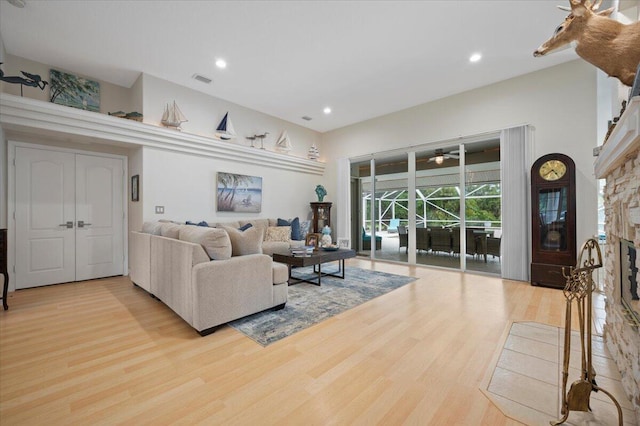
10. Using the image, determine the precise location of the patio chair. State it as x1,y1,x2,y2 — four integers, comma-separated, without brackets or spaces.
416,227,430,252
487,236,501,260
388,218,400,233
362,228,382,251
429,228,452,254
398,225,408,253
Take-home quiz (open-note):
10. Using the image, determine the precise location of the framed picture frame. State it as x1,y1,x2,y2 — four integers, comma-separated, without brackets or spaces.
49,69,100,112
216,172,262,213
305,233,321,248
337,238,350,249
131,175,139,202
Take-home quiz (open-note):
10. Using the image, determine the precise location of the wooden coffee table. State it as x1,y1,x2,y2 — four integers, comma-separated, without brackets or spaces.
273,248,356,286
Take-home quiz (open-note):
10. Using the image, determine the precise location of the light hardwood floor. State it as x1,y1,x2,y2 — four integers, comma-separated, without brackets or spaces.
0,259,572,425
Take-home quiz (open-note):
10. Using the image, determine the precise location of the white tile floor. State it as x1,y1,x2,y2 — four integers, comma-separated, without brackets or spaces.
482,321,637,426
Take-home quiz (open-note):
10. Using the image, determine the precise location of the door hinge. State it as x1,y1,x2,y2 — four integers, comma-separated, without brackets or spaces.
13,158,16,166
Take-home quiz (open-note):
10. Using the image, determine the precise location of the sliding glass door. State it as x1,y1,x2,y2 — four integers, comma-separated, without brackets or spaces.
350,138,502,275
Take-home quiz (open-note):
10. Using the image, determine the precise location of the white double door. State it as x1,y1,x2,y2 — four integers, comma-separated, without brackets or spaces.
15,146,125,289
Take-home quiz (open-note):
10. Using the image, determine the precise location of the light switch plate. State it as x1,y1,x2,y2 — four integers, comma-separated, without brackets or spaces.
155,206,165,214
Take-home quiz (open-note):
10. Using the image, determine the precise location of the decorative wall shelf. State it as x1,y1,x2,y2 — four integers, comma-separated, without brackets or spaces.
595,97,640,179
0,93,325,176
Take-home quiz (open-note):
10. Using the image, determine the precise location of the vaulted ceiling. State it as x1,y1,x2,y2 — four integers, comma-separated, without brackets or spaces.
0,1,613,132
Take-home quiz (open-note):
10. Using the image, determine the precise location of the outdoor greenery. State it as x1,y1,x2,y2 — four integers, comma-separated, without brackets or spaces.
364,183,501,230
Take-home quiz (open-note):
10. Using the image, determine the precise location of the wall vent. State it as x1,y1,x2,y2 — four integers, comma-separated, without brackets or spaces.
192,74,212,84
302,116,313,121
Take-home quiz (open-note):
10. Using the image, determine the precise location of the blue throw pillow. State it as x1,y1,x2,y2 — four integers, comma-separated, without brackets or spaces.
290,217,301,240
277,217,301,240
186,220,209,227
238,223,253,232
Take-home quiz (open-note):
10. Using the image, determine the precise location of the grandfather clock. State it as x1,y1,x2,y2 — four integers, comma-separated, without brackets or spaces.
310,202,332,233
531,153,576,289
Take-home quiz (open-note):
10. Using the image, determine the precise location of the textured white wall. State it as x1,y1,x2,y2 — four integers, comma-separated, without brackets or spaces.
141,146,321,225
1,54,136,114
140,73,322,159
322,60,600,248
136,74,326,226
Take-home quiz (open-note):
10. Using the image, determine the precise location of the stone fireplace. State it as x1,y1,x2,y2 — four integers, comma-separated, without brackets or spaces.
620,239,639,325
595,97,640,422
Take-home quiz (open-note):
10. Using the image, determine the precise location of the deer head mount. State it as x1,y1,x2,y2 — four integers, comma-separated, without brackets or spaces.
533,0,640,86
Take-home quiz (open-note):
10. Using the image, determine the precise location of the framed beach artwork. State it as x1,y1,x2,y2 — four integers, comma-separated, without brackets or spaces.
216,172,262,213
49,69,100,112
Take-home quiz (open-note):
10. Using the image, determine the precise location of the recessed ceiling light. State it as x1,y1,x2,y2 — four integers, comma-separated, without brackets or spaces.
215,59,227,69
469,53,482,63
323,107,332,114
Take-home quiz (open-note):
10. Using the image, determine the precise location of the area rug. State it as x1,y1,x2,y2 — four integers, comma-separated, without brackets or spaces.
228,266,416,346
480,321,634,426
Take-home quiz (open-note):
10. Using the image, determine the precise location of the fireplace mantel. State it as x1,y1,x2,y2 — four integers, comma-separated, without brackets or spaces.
597,95,640,421
595,97,640,179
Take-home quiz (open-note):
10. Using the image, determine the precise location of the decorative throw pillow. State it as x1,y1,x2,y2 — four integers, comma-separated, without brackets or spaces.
299,220,311,240
159,223,182,239
179,226,232,260
141,221,163,235
277,217,301,240
223,226,263,256
264,226,291,242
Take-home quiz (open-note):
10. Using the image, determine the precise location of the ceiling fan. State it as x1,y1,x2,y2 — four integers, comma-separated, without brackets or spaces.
428,148,459,165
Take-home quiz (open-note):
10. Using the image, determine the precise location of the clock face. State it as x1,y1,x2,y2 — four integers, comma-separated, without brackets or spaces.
539,160,567,181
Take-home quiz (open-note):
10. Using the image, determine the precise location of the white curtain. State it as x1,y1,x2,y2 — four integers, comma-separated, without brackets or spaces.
336,157,351,246
500,126,532,281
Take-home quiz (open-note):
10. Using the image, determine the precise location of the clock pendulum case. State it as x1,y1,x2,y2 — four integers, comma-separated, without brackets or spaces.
530,153,577,289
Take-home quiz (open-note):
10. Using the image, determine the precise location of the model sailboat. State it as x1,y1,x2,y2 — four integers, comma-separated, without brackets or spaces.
308,143,320,160
161,101,188,130
214,112,237,140
274,130,292,153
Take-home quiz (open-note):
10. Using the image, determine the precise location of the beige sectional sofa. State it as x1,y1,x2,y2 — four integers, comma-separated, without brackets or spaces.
129,219,303,336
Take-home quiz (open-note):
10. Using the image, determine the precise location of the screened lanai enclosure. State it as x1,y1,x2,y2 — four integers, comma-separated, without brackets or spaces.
351,139,502,275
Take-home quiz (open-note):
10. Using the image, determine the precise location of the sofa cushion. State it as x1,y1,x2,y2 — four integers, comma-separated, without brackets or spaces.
238,219,269,240
179,226,232,260
264,226,291,242
262,241,290,256
212,221,240,228
277,217,301,240
141,221,163,235
223,226,263,256
160,223,183,239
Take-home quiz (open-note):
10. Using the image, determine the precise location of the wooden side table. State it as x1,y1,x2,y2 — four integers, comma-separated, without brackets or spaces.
0,229,8,310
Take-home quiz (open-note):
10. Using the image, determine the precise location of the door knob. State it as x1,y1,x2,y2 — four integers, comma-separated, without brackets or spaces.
77,221,92,228
59,221,74,228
